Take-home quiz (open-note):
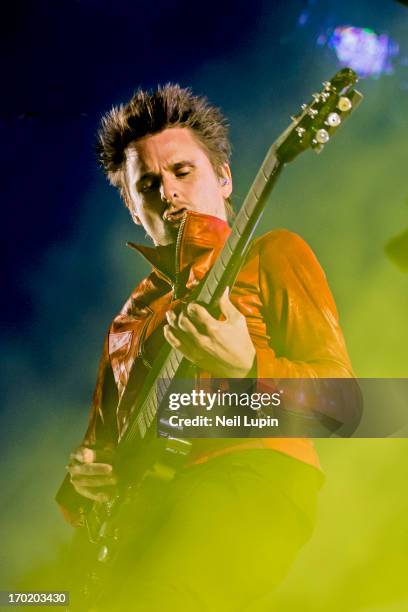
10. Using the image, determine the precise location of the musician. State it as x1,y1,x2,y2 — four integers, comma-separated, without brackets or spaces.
57,85,361,610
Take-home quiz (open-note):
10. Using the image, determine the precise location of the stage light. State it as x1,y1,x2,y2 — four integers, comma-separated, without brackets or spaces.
323,26,399,78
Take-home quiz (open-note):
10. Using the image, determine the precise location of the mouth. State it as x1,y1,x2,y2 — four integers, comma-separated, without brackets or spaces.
164,209,188,225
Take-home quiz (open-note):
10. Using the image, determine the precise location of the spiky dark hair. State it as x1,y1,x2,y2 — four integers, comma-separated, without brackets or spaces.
96,84,232,214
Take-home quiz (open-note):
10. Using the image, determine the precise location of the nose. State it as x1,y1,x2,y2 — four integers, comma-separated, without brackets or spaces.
160,176,187,221
160,175,178,205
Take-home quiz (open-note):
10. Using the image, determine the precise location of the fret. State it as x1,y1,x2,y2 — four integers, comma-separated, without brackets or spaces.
243,199,255,216
158,369,172,393
157,383,168,406
246,190,258,207
149,409,154,424
208,262,222,278
237,210,246,234
156,377,168,401
145,399,155,423
242,206,250,221
137,413,146,438
144,411,152,429
262,149,278,176
151,391,158,408
198,285,211,302
229,233,240,250
162,364,172,381
144,396,153,420
211,270,219,287
224,240,233,255
165,359,176,379
170,351,182,372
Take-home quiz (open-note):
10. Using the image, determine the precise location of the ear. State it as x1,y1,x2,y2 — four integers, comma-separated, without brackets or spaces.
126,200,142,226
220,163,232,199
130,210,142,225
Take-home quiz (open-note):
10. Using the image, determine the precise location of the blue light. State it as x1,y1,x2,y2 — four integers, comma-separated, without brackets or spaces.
326,26,399,78
298,11,309,26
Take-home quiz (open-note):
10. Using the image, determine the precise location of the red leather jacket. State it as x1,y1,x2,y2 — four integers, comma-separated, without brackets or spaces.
86,210,357,459
57,211,359,522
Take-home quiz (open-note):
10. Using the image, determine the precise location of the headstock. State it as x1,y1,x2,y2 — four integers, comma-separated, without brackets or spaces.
276,68,363,163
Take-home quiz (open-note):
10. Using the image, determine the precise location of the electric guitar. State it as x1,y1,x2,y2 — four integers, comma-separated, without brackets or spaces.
72,67,363,608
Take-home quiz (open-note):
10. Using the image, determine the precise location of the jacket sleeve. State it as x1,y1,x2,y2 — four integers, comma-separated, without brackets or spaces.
254,230,362,434
55,330,119,526
82,331,119,449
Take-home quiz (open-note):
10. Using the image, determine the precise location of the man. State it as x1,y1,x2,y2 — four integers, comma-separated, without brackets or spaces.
57,85,360,611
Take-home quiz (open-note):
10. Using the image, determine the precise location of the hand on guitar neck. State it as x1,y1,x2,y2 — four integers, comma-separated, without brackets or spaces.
163,288,256,378
66,445,117,503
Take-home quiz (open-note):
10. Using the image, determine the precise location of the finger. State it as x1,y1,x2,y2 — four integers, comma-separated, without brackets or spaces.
70,447,96,464
219,287,240,322
163,325,200,365
165,309,178,329
70,475,117,487
70,446,114,465
177,310,205,339
163,325,182,349
164,325,195,353
164,323,199,354
186,303,217,332
68,463,114,476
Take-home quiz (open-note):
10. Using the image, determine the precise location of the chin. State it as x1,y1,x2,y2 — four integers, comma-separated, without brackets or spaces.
156,228,178,246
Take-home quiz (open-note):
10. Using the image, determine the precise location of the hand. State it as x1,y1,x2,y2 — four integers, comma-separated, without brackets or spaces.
163,288,256,378
67,446,117,503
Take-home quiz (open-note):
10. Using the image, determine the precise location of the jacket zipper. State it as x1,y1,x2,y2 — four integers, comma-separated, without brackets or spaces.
138,214,187,367
173,214,187,300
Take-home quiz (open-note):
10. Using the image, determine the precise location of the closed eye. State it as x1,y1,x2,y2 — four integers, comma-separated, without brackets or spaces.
173,161,195,178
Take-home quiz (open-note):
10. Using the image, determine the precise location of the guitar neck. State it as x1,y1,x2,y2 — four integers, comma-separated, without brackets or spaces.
197,146,282,307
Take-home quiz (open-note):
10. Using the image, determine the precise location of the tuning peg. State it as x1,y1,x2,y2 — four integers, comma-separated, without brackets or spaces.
325,112,341,127
312,93,320,102
315,129,330,144
296,126,306,138
322,81,331,91
307,108,318,118
301,104,308,111
337,96,352,112
311,139,324,153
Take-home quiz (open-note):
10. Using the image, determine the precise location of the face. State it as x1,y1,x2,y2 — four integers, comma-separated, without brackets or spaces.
124,127,232,245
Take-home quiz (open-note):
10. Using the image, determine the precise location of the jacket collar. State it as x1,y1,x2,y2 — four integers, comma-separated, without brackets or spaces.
127,211,231,297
